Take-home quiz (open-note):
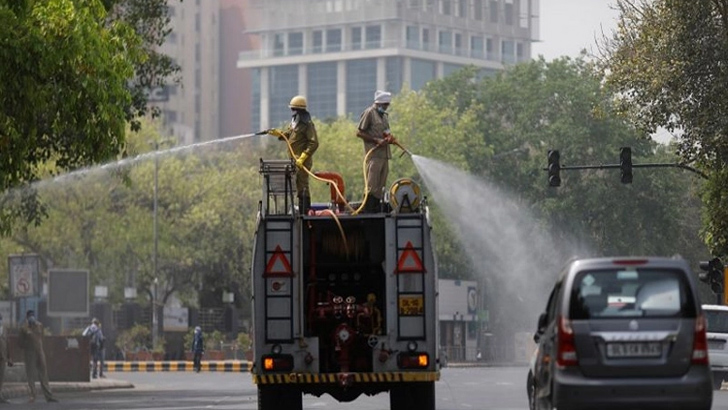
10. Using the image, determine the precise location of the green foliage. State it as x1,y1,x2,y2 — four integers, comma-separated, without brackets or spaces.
602,0,728,255
0,0,179,236
236,332,251,350
205,329,225,351
115,324,150,352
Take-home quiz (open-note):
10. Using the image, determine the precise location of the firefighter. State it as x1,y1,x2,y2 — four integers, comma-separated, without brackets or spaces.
356,90,396,213
19,310,57,403
268,95,320,215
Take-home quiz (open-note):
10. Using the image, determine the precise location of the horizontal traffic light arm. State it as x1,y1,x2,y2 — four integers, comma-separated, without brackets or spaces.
541,162,707,179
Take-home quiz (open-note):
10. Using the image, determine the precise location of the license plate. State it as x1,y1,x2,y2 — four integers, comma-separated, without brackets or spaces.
606,342,662,358
708,340,725,350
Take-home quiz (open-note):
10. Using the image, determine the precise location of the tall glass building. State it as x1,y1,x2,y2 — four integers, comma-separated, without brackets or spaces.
237,0,539,130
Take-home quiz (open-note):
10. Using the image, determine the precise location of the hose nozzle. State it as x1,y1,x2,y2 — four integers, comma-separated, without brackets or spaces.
394,141,413,158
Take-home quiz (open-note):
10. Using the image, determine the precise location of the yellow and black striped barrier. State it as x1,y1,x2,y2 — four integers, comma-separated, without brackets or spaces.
104,361,251,372
253,371,440,384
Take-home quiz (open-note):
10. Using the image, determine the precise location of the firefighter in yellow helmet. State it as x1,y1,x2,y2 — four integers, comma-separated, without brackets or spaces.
269,95,319,214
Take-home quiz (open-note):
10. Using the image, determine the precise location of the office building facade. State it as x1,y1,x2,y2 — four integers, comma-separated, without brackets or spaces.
237,0,539,130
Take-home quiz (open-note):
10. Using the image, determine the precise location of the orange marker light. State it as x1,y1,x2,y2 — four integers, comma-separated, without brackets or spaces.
418,354,428,367
264,357,274,371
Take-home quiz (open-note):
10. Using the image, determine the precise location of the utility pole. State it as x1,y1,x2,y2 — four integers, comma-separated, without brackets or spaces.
152,142,159,350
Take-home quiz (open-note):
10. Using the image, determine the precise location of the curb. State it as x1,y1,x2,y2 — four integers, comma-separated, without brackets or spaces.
104,360,251,372
1,379,134,401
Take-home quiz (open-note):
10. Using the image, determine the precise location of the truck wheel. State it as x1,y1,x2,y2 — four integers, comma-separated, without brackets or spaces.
258,385,302,410
390,382,435,410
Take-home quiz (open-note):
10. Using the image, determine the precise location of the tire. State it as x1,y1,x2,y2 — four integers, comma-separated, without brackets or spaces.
258,385,302,410
713,375,724,391
390,382,435,410
527,371,536,410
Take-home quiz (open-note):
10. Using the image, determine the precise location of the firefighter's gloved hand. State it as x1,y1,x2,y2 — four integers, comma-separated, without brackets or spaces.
295,152,309,169
268,128,285,140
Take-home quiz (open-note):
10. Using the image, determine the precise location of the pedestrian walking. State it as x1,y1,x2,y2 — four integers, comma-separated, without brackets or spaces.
82,318,105,378
356,90,396,213
19,310,57,403
191,326,204,373
268,95,320,215
0,314,13,403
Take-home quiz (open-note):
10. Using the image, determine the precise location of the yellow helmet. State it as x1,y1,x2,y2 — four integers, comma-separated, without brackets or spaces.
289,95,307,110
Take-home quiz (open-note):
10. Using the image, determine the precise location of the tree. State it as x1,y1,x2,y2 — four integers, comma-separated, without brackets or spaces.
601,0,728,254
0,0,179,236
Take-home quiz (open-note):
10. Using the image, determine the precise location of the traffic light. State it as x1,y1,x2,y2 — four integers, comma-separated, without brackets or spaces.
619,147,633,184
699,257,724,295
547,150,561,187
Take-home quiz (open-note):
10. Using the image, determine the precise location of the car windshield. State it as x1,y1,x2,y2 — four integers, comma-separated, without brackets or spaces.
569,268,695,319
705,310,728,333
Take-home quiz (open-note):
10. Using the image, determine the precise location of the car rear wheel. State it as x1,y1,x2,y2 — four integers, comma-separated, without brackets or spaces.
526,371,536,410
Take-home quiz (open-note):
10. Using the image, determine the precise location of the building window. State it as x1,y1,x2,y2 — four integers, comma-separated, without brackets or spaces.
195,43,200,62
423,28,431,51
313,30,323,53
195,13,200,31
425,0,435,11
195,68,201,88
442,0,451,15
444,63,463,77
504,0,514,25
386,57,403,94
439,31,452,54
406,25,420,49
270,65,299,127
473,0,483,20
489,0,498,23
516,42,524,61
501,40,515,64
274,34,284,57
164,110,177,123
457,0,466,17
486,37,494,60
346,59,377,115
471,36,484,58
307,62,338,120
326,29,342,52
454,33,463,56
352,27,362,50
289,32,303,55
411,59,436,91
365,25,381,49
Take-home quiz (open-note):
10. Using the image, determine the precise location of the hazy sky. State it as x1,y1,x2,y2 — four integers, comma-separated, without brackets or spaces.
531,0,620,60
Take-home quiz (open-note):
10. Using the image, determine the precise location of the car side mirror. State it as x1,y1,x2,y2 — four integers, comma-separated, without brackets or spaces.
534,312,548,343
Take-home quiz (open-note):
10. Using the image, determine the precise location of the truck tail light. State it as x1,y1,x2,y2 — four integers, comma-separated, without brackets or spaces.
261,354,294,372
397,352,429,369
556,315,578,367
692,314,709,365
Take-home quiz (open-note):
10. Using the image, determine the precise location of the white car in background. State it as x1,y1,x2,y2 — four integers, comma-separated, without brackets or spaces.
703,304,728,390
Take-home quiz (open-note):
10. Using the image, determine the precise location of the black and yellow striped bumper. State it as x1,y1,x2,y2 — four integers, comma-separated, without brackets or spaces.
105,361,250,372
253,371,440,384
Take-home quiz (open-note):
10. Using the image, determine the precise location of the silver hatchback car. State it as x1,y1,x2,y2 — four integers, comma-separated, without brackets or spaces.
531,257,713,410
703,304,728,389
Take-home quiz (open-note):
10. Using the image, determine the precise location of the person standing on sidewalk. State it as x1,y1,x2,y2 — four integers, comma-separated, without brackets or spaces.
82,318,105,379
19,310,58,403
191,326,204,373
0,314,13,403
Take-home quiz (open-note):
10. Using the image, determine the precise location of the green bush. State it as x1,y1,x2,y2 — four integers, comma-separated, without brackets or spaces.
115,324,151,352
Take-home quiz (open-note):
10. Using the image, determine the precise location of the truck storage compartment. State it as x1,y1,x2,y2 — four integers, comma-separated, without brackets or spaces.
302,218,387,373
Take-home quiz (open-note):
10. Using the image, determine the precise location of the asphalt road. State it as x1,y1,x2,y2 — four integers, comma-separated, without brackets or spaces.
6,366,728,410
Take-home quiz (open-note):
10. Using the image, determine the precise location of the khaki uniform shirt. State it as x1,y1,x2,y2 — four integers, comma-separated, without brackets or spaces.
358,104,391,160
284,112,319,158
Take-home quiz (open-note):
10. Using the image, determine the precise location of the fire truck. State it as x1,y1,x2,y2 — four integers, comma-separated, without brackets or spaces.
250,159,440,410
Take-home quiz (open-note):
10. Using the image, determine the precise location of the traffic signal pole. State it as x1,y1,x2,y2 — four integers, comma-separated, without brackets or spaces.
543,147,708,186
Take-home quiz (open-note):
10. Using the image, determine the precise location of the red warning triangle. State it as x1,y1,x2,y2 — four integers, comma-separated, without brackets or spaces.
397,241,425,273
265,245,293,277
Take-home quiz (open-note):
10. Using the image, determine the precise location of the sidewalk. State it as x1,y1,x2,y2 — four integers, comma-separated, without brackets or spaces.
1,378,134,401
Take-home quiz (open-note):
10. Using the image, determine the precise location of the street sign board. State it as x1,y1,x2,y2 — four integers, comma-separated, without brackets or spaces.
8,254,40,298
47,269,89,317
